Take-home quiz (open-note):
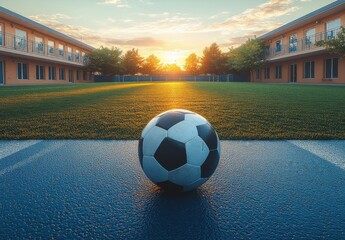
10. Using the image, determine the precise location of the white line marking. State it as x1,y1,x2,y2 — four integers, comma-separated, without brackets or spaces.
288,141,345,170
0,142,63,177
0,140,42,160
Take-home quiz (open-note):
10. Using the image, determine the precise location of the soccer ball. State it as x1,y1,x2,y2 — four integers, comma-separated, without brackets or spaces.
138,109,220,193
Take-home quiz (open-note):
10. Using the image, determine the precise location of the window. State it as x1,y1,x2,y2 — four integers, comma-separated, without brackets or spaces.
325,58,338,79
75,50,80,62
82,52,86,65
256,69,261,80
58,44,64,57
59,67,65,80
304,61,315,79
326,19,341,39
305,28,316,47
67,47,72,61
83,71,87,80
15,29,27,51
17,63,28,80
89,72,93,81
48,40,54,55
35,37,44,54
275,40,282,52
76,70,80,80
275,65,282,79
0,25,3,46
36,65,45,80
68,69,73,82
289,34,297,52
264,67,270,80
49,66,56,80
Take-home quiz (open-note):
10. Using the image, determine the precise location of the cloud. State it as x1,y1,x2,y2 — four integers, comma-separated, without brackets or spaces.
102,12,202,35
209,11,229,20
139,0,154,5
219,30,269,48
121,0,300,37
139,12,170,18
31,0,298,43
107,17,117,23
29,0,305,54
204,0,302,48
117,37,165,47
122,15,202,34
97,0,130,8
50,13,72,20
30,13,72,22
29,15,165,48
212,0,298,32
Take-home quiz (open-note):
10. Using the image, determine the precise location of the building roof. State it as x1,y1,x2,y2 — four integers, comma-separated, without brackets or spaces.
0,6,94,51
259,0,345,40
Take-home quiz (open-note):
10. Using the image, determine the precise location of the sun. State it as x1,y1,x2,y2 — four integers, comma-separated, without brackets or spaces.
164,51,181,64
161,50,187,68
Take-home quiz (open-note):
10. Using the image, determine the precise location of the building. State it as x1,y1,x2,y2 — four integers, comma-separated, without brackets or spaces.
252,0,345,84
0,7,94,85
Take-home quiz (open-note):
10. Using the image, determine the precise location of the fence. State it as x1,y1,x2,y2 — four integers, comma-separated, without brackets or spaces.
266,26,343,60
95,73,250,83
0,32,87,65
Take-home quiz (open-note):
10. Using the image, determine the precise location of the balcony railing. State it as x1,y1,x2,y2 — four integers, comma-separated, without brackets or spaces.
266,27,342,60
0,32,87,65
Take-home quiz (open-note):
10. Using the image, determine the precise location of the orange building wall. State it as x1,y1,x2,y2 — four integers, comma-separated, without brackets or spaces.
252,54,345,84
0,56,93,85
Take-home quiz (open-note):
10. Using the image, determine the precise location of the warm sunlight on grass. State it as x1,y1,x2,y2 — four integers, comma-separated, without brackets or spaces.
0,83,153,106
0,82,345,139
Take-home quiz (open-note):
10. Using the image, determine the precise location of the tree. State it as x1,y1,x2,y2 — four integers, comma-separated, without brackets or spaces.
227,38,266,72
122,48,144,75
86,46,122,76
142,54,161,75
316,26,345,58
200,43,227,75
184,53,200,74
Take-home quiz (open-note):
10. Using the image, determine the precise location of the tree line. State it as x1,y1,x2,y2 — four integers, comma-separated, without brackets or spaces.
85,39,266,76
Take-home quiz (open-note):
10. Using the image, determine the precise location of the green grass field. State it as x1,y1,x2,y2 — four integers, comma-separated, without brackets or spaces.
0,82,345,139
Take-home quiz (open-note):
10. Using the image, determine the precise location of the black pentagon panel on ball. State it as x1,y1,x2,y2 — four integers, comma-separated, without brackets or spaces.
156,111,185,130
201,150,220,178
138,138,144,167
157,181,184,193
197,124,218,150
154,138,187,171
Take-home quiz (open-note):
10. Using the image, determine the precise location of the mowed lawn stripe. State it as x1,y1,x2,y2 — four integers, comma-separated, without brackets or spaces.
0,82,153,106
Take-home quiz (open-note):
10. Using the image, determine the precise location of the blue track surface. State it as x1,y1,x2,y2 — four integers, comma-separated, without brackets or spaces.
0,140,345,239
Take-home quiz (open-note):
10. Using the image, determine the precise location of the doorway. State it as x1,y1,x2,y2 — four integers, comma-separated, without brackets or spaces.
0,61,3,84
68,69,73,83
290,63,297,83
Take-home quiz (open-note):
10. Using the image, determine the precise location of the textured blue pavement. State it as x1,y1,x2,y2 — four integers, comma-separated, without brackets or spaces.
0,140,345,239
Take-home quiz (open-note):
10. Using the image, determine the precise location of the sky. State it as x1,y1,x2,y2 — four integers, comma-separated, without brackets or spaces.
0,0,336,67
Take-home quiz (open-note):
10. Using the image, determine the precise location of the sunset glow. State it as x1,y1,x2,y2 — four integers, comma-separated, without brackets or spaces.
163,51,182,64
159,50,188,68
2,0,335,65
